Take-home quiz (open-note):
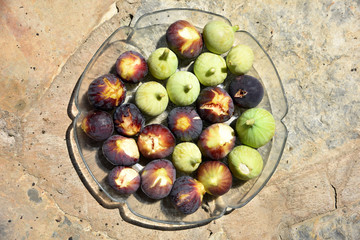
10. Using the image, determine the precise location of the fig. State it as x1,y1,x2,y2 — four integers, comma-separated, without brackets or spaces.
193,52,227,86
228,145,263,180
197,161,232,196
197,86,234,123
81,110,114,141
113,103,145,137
115,50,148,83
172,142,202,173
198,123,236,160
166,20,203,59
166,71,200,106
137,124,176,159
226,44,254,75
228,75,264,108
236,108,275,148
108,166,141,195
167,107,203,141
87,74,126,110
135,81,169,116
203,20,239,54
141,159,176,200
102,135,140,166
147,48,178,80
169,176,206,214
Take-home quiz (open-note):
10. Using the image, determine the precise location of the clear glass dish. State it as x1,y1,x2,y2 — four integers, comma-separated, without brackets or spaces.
69,8,288,228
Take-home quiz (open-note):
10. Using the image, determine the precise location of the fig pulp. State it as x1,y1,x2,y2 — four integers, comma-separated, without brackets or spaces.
198,123,236,160
169,176,206,214
203,20,239,54
197,161,232,196
113,103,145,137
115,50,148,83
81,110,114,141
166,20,203,59
228,75,264,108
87,74,126,110
197,86,234,123
167,107,203,141
137,124,176,159
108,166,141,195
102,135,140,166
236,108,275,148
141,159,176,200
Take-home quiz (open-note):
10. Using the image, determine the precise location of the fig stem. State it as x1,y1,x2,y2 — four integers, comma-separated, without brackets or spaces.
157,93,166,100
232,25,240,32
190,158,201,166
160,48,170,60
207,67,216,75
184,84,193,93
246,119,255,126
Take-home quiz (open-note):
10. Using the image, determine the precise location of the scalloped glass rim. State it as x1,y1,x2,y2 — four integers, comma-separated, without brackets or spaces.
71,8,288,226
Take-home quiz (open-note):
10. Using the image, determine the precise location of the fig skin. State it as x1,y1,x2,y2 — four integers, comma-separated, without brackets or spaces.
226,44,254,75
135,81,169,116
228,145,264,180
169,176,206,214
81,110,114,141
137,124,176,159
141,159,176,200
229,75,264,109
171,142,202,173
113,103,145,137
198,123,236,160
87,74,126,110
203,20,239,54
166,71,200,106
108,166,141,195
167,107,203,141
197,161,232,196
115,51,148,83
193,52,227,87
197,86,234,123
147,48,178,80
235,108,275,148
102,135,140,166
166,20,203,59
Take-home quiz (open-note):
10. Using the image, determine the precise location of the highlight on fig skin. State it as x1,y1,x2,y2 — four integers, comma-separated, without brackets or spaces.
81,110,114,141
140,159,176,200
197,86,234,123
169,176,206,215
113,103,145,137
102,135,140,166
87,74,126,110
108,166,141,195
137,124,176,159
197,123,236,160
115,51,148,84
197,161,232,196
166,20,203,59
167,107,203,141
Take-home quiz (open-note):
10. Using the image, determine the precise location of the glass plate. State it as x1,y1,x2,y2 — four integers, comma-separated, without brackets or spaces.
68,8,288,228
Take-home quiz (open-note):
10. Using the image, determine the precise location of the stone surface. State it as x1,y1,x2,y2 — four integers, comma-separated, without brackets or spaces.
1,0,359,239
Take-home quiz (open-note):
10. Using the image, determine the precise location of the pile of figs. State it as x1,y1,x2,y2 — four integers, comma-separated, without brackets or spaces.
81,19,275,215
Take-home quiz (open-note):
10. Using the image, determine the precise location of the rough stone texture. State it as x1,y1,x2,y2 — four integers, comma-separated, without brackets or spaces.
1,0,359,239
